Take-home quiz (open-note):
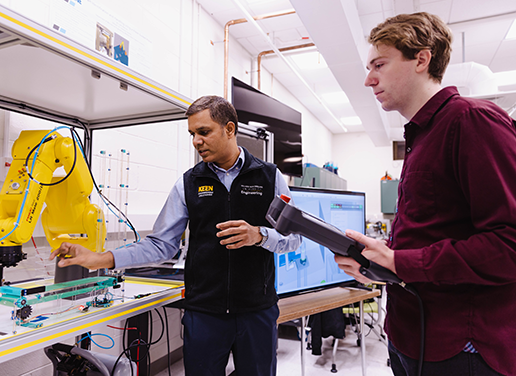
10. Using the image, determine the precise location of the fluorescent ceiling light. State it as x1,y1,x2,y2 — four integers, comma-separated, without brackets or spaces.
506,19,516,39
290,51,328,70
321,91,350,105
341,116,362,126
283,156,303,163
249,121,269,128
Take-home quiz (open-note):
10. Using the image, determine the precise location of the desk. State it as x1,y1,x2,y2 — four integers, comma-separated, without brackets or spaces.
0,277,184,363
278,287,380,376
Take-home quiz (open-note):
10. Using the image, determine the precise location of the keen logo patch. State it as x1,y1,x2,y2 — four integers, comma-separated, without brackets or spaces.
241,185,263,196
198,185,214,197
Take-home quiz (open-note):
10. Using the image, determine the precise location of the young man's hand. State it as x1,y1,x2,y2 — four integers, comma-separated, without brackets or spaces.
334,229,396,284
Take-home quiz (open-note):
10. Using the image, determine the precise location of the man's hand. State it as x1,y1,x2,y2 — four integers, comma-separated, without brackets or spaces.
49,242,115,270
334,229,396,284
216,220,262,249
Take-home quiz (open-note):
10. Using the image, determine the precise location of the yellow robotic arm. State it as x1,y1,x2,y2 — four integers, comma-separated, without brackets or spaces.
0,130,106,284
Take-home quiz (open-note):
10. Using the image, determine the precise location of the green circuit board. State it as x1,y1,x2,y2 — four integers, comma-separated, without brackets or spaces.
0,276,121,308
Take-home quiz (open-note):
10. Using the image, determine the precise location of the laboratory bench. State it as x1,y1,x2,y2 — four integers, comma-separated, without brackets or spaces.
0,276,184,363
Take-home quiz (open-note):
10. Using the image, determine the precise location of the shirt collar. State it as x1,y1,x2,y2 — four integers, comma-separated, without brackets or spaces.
208,147,245,173
409,86,460,130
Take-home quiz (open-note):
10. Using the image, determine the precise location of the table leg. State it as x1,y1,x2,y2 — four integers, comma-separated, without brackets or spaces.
360,300,366,376
377,285,385,337
301,315,306,376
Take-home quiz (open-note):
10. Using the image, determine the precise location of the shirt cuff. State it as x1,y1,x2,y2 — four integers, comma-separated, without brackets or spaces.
261,227,276,251
110,248,131,269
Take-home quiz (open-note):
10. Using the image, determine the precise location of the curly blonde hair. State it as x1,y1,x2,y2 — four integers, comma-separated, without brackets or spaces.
368,12,453,83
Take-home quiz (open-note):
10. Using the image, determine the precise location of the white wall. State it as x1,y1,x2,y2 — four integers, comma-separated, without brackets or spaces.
332,132,403,221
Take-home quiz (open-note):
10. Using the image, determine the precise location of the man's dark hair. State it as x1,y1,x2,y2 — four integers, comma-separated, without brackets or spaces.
185,95,239,134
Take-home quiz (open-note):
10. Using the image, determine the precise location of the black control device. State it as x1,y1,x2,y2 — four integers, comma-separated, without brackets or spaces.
266,195,403,285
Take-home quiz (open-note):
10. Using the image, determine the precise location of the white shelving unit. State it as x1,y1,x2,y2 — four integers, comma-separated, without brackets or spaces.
0,5,192,156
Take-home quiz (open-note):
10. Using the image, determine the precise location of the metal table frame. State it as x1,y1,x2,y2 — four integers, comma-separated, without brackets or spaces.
277,287,381,376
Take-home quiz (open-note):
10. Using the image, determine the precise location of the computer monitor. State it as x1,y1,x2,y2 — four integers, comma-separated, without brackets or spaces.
232,77,303,177
275,186,365,297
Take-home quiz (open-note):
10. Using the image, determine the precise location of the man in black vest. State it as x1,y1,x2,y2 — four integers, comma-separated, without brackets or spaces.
51,95,301,376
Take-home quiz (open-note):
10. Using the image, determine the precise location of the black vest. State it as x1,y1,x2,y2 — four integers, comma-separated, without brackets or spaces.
183,148,278,314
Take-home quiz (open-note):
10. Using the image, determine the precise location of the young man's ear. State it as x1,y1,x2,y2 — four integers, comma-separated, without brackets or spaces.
415,49,432,73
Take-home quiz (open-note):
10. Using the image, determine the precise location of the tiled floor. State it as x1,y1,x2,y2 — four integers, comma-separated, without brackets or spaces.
157,324,393,376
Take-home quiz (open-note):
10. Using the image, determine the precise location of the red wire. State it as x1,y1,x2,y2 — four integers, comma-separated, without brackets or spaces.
31,236,50,276
107,325,138,330
137,340,140,376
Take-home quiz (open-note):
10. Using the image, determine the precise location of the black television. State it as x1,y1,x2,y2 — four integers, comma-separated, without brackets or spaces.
275,186,365,297
231,77,303,177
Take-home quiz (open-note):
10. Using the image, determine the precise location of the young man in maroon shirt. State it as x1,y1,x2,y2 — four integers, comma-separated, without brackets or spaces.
336,12,516,376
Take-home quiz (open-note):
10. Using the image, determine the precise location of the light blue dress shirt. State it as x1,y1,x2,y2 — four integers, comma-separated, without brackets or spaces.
111,148,302,268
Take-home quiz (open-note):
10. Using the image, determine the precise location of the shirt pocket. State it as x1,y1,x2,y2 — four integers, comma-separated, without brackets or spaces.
400,171,436,221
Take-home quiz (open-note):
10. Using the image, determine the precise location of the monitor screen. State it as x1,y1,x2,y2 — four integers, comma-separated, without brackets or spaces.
275,186,366,297
231,77,303,177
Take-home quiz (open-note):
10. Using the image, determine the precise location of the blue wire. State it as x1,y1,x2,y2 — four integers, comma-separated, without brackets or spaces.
103,291,114,301
77,332,115,350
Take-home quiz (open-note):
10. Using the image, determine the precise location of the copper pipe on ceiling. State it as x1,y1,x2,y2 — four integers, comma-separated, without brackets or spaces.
224,10,296,99
257,42,315,90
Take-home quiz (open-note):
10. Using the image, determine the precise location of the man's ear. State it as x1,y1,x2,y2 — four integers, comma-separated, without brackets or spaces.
225,122,236,137
415,49,432,73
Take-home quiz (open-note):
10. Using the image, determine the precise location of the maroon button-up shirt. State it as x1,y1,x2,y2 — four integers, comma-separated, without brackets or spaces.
387,87,516,375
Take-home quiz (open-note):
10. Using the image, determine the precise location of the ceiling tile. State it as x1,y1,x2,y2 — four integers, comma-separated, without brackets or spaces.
356,0,384,16
419,1,452,22
465,43,501,67
258,13,304,32
197,0,236,15
492,39,516,59
260,55,292,74
449,0,516,23
246,0,295,16
360,12,390,37
453,20,512,46
229,22,263,39
270,70,301,87
273,29,304,45
490,55,516,73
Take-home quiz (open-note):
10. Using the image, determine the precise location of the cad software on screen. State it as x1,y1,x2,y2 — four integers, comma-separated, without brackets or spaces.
275,189,365,295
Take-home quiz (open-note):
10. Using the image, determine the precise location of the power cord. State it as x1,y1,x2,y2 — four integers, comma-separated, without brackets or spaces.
400,284,425,376
24,128,77,186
